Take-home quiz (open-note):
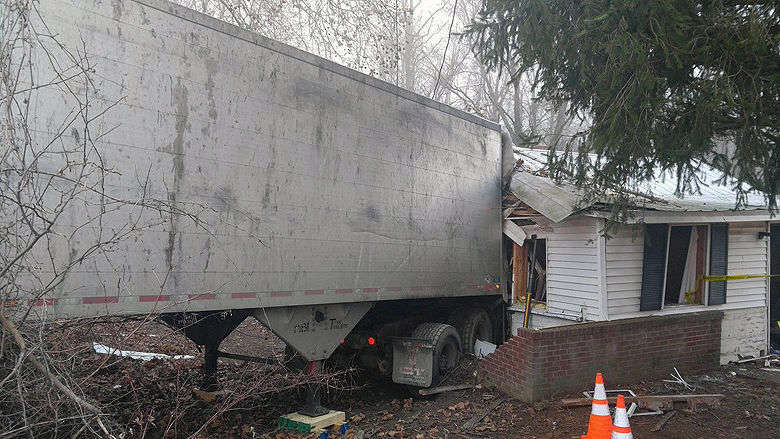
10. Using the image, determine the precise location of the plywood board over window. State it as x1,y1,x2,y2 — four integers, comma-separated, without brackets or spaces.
511,239,547,305
512,243,528,305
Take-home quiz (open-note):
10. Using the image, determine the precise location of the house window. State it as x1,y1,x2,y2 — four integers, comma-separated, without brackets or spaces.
640,223,728,311
664,225,708,305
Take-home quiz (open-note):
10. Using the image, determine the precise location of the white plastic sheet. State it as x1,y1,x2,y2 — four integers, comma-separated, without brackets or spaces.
474,339,497,358
92,342,195,361
679,228,699,304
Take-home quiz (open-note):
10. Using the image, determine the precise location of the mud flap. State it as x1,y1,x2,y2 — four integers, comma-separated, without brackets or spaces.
391,337,434,387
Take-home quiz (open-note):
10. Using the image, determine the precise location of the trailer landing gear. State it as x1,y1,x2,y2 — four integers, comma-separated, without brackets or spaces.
159,309,252,390
252,303,373,413
299,360,328,417
278,359,348,435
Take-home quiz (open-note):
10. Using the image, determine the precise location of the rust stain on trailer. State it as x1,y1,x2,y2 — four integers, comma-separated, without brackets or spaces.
163,78,189,284
202,237,211,272
201,48,219,121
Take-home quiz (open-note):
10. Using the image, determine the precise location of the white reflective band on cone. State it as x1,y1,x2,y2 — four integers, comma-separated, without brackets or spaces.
591,400,611,416
611,430,633,439
611,396,633,439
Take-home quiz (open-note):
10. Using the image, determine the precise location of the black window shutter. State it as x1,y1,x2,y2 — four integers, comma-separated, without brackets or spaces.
709,223,728,305
640,224,669,311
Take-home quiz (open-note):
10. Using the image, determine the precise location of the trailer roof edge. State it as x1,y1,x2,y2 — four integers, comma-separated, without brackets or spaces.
133,0,502,132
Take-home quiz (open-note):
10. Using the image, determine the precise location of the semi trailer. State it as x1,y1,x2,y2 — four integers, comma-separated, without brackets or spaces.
20,0,508,413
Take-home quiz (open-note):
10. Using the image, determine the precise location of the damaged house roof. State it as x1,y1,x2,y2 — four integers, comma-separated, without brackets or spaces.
509,148,769,223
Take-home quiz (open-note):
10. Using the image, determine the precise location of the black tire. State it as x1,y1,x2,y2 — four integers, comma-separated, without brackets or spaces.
453,309,493,355
411,323,461,388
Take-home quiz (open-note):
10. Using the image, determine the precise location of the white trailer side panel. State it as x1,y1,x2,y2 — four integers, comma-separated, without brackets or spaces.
24,0,502,317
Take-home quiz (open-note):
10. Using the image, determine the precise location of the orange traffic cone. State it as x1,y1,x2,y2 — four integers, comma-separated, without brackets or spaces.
611,395,633,439
585,373,612,439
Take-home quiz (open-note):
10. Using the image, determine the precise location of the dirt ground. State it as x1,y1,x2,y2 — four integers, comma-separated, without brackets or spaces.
71,318,780,438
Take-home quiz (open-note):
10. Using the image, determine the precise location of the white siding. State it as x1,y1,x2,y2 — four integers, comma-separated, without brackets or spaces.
509,310,577,333
605,225,644,316
545,217,602,320
720,307,767,363
605,221,768,316
725,222,767,307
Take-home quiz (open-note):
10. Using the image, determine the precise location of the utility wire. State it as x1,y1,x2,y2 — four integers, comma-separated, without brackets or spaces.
433,0,458,98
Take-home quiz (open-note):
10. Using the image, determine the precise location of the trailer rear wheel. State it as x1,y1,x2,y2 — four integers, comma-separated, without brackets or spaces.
411,323,461,387
454,309,493,355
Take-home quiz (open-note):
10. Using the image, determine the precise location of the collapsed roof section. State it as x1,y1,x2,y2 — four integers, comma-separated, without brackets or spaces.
506,148,768,223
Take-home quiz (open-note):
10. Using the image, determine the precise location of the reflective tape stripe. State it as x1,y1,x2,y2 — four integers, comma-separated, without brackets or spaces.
613,426,631,433
591,402,610,415
232,292,256,299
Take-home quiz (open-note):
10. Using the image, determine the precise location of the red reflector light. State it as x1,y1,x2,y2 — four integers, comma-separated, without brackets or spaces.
340,339,345,344
367,337,376,346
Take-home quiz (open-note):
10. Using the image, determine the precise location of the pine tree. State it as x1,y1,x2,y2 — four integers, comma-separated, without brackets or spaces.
466,1,779,210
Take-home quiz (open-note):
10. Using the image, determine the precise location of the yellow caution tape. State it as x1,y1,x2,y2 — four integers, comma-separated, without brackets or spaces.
701,274,780,282
682,274,777,304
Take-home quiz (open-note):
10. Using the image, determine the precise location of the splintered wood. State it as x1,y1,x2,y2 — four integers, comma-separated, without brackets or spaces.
512,243,528,305
561,394,724,411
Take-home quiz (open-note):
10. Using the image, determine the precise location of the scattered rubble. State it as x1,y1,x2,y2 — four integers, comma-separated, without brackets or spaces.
48,319,780,438
662,367,696,391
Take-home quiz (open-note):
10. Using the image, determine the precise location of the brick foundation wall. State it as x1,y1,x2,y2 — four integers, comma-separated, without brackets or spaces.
479,311,723,401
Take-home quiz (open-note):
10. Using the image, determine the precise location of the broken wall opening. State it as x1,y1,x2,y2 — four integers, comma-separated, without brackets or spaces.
511,238,546,305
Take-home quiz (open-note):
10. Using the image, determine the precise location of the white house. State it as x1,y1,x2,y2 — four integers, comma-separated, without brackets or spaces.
505,148,776,363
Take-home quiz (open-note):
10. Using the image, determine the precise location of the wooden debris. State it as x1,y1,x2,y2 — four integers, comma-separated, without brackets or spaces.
418,383,480,396
561,394,724,411
512,243,528,304
278,410,346,434
651,410,677,431
462,399,505,430
731,354,776,364
582,389,636,398
504,219,527,245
